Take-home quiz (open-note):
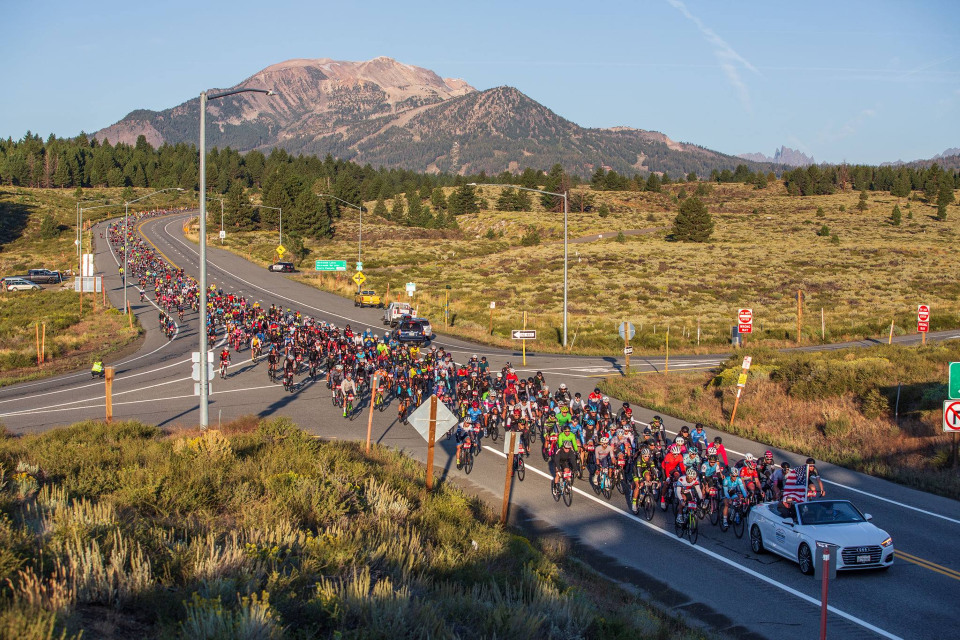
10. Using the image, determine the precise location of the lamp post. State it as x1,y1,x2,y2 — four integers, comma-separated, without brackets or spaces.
198,86,275,431
469,183,569,347
316,193,364,265
122,188,185,312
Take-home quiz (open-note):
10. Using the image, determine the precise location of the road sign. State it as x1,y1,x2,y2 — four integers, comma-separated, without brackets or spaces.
738,308,753,324
74,239,80,246
192,351,214,363
738,323,753,334
406,282,416,295
618,321,636,341
352,272,366,287
918,304,930,322
737,373,748,387
194,382,212,396
191,363,215,382
408,397,458,441
219,230,226,240
504,432,521,455
356,262,363,271
623,346,634,355
490,301,496,309
949,363,960,400
511,329,537,340
276,245,286,256
918,321,929,333
943,400,960,432
742,356,753,369
315,260,347,271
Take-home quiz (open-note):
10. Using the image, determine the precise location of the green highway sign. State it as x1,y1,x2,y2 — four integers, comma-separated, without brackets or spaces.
950,362,960,400
315,260,347,272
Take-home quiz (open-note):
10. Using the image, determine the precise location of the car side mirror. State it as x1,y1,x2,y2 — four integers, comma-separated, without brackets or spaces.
864,513,872,521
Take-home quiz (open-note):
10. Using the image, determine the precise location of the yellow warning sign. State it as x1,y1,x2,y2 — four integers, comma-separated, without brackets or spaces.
352,272,366,287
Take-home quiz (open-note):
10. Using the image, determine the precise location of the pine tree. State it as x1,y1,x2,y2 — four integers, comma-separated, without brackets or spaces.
225,179,254,229
39,214,58,239
937,178,954,220
390,195,405,221
590,166,607,190
406,192,424,226
496,187,517,212
891,171,911,202
857,189,869,212
645,174,661,193
686,171,698,182
514,188,532,212
890,204,901,226
671,197,713,242
753,171,768,190
53,153,71,188
373,192,387,218
449,183,478,215
431,187,447,213
661,172,672,185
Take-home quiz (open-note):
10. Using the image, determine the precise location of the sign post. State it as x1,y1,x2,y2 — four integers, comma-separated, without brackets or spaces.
619,321,636,373
816,542,837,640
425,394,438,490
501,431,519,524
511,326,536,366
944,399,960,468
489,301,495,335
796,290,804,346
104,366,115,424
366,374,378,453
523,311,527,366
728,356,753,426
918,304,930,345
407,395,457,492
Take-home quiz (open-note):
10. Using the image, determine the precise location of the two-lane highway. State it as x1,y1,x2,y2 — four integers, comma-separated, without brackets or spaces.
0,211,957,639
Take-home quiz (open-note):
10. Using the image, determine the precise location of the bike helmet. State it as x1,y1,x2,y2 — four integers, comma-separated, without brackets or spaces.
744,453,755,462
674,436,685,445
764,451,773,460
496,372,503,378
640,448,651,457
706,445,717,456
694,422,704,430
594,387,601,394
708,454,717,462
562,440,573,449
513,409,521,417
602,396,609,403
643,427,652,436
669,444,681,455
471,401,479,408
559,383,567,389
600,437,610,444
686,468,697,479
714,436,723,444
616,428,624,437
652,415,662,423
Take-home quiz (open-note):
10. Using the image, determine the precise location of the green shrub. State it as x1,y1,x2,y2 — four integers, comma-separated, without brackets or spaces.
817,224,830,237
859,388,889,419
519,228,541,246
772,356,893,400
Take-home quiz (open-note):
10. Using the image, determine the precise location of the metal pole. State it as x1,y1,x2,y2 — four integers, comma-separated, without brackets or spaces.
123,202,128,311
220,199,224,244
359,204,362,264
820,548,830,640
563,191,568,347
279,206,282,247
76,202,80,270
199,91,209,431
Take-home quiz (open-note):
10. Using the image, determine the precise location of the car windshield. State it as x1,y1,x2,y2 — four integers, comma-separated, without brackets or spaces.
362,291,374,295
797,501,865,525
400,322,418,330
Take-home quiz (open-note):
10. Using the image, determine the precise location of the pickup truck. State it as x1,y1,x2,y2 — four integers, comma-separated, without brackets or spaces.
383,302,412,326
21,269,62,284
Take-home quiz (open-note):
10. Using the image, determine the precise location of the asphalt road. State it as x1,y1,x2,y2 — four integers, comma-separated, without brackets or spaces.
1,211,958,640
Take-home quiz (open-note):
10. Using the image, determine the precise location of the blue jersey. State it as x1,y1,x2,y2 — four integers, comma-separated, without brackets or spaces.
691,429,708,446
721,476,747,500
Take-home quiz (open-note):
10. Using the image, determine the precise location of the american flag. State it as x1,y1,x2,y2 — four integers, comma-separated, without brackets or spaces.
783,465,809,503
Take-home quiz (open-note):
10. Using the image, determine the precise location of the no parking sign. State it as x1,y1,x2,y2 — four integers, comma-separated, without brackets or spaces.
944,401,960,432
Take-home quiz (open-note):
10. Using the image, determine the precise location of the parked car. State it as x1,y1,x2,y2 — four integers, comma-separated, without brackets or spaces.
382,302,412,326
354,290,382,308
392,318,431,344
22,269,62,284
748,499,893,575
268,262,295,273
411,316,433,339
3,277,42,292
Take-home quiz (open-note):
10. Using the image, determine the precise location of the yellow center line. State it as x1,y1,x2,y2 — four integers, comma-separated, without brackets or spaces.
896,550,960,580
136,219,179,269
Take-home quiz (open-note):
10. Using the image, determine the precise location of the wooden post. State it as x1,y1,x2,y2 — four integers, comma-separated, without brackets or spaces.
697,317,701,346
366,374,378,453
888,320,894,345
821,308,826,342
425,394,438,491
952,432,958,469
127,302,133,329
489,303,494,336
102,280,106,307
728,359,751,426
922,330,927,346
105,366,115,424
41,323,45,365
624,320,630,373
820,547,831,640
501,431,517,524
384,282,390,306
35,323,41,367
664,328,669,374
444,290,448,328
522,311,527,366
797,289,803,346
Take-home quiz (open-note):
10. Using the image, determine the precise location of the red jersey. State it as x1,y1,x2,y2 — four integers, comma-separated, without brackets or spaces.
663,453,686,477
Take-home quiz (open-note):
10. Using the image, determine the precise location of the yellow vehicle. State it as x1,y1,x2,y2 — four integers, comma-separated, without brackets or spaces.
354,290,382,308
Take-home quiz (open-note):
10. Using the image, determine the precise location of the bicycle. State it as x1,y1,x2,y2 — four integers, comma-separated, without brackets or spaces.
633,481,657,521
487,414,500,442
552,468,574,507
374,388,386,412
721,497,746,538
594,465,613,500
283,370,295,393
343,392,356,420
707,485,721,526
457,435,475,474
675,497,700,545
219,361,228,380
512,443,526,481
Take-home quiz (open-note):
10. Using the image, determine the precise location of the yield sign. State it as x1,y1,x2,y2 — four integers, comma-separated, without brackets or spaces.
408,396,459,441
352,272,366,287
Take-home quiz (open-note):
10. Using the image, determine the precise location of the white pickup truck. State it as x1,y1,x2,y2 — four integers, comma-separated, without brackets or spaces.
382,302,412,327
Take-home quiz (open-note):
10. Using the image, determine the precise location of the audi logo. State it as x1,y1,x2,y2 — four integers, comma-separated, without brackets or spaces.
855,547,869,553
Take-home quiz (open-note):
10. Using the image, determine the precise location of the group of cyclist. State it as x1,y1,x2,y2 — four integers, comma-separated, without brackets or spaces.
109,209,827,537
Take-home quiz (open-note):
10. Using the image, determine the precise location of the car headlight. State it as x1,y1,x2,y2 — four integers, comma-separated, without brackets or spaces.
880,537,892,547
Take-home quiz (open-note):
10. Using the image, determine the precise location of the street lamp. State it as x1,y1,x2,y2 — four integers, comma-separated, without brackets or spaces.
316,193,364,264
198,86,275,431
240,203,283,247
122,188,185,311
469,183,569,347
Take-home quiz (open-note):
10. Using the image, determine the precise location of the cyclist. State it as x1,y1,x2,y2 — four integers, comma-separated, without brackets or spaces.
219,347,231,377
675,467,703,525
661,444,685,507
592,436,615,486
631,448,658,512
91,360,104,377
721,466,748,528
282,352,296,388
339,372,357,416
553,439,578,487
557,423,579,454
690,423,708,453
739,453,764,503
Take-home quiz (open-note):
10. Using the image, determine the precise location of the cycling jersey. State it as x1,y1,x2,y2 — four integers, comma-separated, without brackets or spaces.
662,452,685,477
557,431,579,452
554,448,577,471
675,476,702,502
633,458,657,481
721,476,748,500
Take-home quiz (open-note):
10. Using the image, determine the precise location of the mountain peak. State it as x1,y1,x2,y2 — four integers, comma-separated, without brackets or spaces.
738,145,814,167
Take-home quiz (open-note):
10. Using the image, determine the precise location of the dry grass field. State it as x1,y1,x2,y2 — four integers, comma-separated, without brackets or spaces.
203,181,960,354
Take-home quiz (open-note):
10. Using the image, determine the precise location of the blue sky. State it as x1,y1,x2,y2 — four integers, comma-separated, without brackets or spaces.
3,0,958,164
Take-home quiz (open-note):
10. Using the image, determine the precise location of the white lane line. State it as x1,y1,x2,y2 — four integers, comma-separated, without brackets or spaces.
482,445,901,640
646,422,960,527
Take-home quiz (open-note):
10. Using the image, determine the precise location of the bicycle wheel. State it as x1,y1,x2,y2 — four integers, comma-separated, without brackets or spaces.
689,515,699,545
552,480,561,501
616,473,626,495
490,424,499,442
464,451,474,475
541,445,550,462
642,495,655,521
516,458,525,481
709,498,720,526
675,516,685,538
602,478,612,500
733,509,745,538
563,483,572,507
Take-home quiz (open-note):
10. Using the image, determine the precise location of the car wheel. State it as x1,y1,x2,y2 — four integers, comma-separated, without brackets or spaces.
750,525,765,554
798,543,814,575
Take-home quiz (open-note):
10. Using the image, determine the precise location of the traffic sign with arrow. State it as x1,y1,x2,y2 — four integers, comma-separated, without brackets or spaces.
352,272,366,287
276,245,286,256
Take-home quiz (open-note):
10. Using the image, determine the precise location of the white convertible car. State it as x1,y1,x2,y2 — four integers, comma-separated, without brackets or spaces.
748,499,894,575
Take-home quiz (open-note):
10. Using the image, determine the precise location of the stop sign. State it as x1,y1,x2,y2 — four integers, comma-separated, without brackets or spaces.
738,308,753,324
918,305,930,322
